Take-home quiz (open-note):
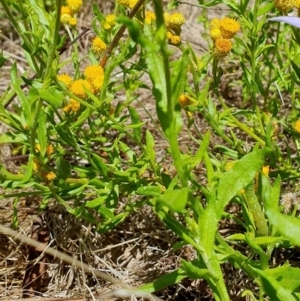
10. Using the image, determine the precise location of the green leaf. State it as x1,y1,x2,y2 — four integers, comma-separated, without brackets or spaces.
156,187,189,213
37,110,47,157
266,209,300,247
10,63,32,127
0,51,6,68
85,196,106,208
55,157,71,180
136,186,162,197
128,106,142,143
39,86,64,108
256,268,299,301
90,153,108,177
145,130,156,167
265,265,300,293
181,259,209,280
136,267,187,293
216,149,269,215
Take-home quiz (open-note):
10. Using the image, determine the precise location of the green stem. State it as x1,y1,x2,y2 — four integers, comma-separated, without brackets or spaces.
216,92,265,146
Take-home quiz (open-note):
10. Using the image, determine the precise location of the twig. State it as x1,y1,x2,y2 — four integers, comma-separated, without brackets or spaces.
0,223,125,287
100,0,146,68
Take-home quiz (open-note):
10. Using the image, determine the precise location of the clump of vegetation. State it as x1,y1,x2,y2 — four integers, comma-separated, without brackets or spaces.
1,0,300,300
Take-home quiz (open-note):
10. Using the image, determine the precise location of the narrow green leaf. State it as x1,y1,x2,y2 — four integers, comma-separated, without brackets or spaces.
145,130,156,167
181,259,209,280
90,153,108,177
136,186,162,197
39,86,64,108
85,196,106,208
10,63,32,127
136,267,187,293
128,106,142,143
37,110,47,157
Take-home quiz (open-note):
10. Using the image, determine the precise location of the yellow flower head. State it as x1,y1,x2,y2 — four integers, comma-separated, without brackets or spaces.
164,12,171,26
210,18,221,30
295,0,300,8
69,17,77,26
61,13,71,25
35,144,41,153
220,17,240,39
178,94,191,107
145,11,156,25
294,119,300,133
166,31,173,40
262,165,270,177
214,38,232,58
90,76,104,92
46,145,54,156
170,35,181,45
84,65,105,92
45,171,56,181
61,5,71,15
103,14,116,30
58,73,73,88
63,98,80,113
66,0,83,13
84,65,104,80
210,28,222,40
70,79,93,99
274,0,294,12
169,12,185,27
92,37,107,55
33,159,41,172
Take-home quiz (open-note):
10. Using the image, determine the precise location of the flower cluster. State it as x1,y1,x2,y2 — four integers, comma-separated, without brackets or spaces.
274,0,298,12
164,12,185,45
209,17,240,58
58,65,105,113
60,0,83,26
